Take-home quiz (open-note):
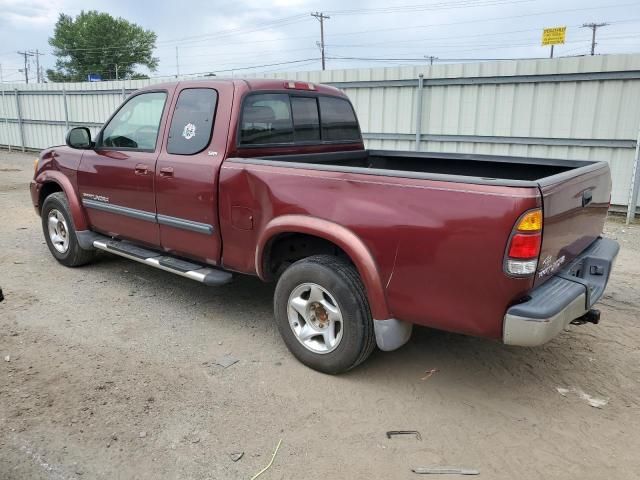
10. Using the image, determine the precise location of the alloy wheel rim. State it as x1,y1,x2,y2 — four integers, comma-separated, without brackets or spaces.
47,209,70,254
287,282,344,354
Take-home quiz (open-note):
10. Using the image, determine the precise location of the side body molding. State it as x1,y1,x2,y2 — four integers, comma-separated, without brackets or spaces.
255,214,391,322
34,170,89,231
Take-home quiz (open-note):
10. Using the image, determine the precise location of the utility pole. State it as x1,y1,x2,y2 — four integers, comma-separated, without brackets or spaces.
115,64,119,80
17,50,34,84
34,49,41,83
581,22,608,56
311,12,330,71
425,55,438,66
175,46,180,78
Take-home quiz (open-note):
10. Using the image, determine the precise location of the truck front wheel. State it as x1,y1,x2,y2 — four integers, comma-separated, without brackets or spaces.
41,192,95,267
273,255,376,374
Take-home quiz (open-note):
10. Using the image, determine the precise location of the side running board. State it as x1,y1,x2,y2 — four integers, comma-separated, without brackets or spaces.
93,238,233,286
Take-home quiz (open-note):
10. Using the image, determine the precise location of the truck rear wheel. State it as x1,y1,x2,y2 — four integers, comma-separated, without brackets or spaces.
273,255,376,374
41,192,95,267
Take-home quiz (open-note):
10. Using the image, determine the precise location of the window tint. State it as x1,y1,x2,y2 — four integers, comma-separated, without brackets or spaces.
319,96,360,141
167,89,218,155
240,94,293,145
291,96,320,141
101,92,166,150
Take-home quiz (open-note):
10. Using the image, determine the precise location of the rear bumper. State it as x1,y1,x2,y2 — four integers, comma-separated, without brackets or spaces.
503,237,619,346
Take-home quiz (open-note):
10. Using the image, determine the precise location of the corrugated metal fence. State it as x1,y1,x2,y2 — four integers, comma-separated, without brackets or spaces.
1,54,640,214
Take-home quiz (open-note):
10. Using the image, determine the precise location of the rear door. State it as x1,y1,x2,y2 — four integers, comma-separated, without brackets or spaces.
155,85,231,264
78,89,172,247
535,162,611,286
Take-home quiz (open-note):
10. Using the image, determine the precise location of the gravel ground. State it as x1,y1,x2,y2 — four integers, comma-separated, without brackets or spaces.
1,149,639,480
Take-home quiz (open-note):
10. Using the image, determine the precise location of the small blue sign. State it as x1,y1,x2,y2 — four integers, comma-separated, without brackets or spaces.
87,73,102,82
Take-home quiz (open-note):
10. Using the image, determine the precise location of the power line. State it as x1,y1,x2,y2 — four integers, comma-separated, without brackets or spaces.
582,22,609,55
326,31,640,55
326,0,532,16
311,12,330,71
156,14,310,46
48,14,310,54
159,1,526,48
36,57,324,80
168,57,322,75
52,47,323,75
326,53,617,63
322,2,639,40
17,2,640,80
36,3,640,58
325,18,640,49
47,27,640,78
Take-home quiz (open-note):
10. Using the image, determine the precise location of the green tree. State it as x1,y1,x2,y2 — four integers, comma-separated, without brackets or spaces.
47,11,158,82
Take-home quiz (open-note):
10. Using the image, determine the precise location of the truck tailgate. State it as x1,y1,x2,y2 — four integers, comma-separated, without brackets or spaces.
535,162,611,286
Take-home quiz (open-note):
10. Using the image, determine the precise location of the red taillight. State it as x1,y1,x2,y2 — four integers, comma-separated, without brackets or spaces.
508,233,541,259
505,208,543,276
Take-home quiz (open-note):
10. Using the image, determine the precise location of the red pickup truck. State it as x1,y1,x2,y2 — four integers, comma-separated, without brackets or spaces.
30,79,619,373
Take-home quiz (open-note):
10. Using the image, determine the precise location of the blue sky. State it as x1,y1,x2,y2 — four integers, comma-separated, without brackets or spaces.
1,0,639,82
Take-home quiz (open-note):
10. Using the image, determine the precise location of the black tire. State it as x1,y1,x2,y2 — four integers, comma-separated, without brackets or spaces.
274,255,376,374
41,192,96,267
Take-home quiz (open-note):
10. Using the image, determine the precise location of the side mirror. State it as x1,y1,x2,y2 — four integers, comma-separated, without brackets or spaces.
66,127,93,149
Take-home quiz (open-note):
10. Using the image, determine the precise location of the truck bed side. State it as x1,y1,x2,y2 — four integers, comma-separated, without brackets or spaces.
218,159,540,339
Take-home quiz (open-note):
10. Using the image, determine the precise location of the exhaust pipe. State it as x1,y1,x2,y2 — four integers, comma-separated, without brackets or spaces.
570,309,600,326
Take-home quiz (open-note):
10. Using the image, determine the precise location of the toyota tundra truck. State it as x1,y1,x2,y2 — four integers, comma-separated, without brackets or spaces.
30,79,619,374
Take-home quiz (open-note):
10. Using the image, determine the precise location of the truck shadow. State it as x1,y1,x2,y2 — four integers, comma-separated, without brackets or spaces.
350,324,613,398
89,253,613,399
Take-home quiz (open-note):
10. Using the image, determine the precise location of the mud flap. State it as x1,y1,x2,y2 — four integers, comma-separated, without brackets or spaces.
374,318,413,351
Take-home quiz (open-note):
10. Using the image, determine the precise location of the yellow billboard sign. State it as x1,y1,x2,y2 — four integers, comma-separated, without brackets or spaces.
542,26,567,46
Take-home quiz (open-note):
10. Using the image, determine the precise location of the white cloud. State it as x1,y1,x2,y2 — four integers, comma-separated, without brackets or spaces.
0,0,65,26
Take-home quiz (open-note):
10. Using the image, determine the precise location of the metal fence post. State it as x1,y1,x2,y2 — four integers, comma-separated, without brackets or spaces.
62,86,70,130
14,89,25,152
1,83,10,151
121,85,126,102
626,121,640,224
415,74,424,151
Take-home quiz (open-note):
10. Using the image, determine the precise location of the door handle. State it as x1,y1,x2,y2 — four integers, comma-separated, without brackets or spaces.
159,167,174,177
134,164,150,175
582,190,593,207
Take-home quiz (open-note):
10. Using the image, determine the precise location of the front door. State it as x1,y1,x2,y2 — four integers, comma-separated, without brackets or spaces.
78,90,172,247
155,85,230,264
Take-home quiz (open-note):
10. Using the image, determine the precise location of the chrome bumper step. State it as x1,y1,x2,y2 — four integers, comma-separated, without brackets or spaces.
93,238,233,286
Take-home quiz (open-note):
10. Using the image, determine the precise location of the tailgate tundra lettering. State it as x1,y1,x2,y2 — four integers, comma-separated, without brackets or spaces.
538,255,566,278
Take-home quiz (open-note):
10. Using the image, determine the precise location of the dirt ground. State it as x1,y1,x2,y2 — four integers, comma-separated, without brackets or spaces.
1,149,639,480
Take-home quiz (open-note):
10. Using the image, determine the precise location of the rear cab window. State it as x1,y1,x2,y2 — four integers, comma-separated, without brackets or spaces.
239,92,360,147
167,88,218,155
240,94,293,145
291,96,321,141
318,96,360,141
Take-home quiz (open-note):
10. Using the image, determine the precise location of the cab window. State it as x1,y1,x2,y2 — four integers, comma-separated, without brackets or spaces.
167,88,218,155
239,93,360,146
239,94,293,145
291,96,320,142
101,92,167,150
318,96,360,141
